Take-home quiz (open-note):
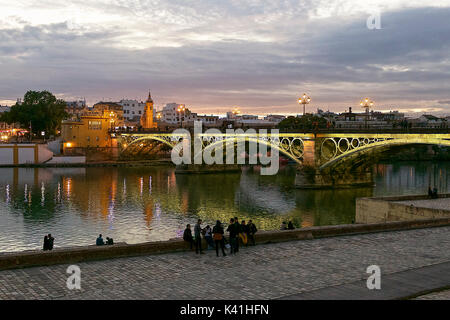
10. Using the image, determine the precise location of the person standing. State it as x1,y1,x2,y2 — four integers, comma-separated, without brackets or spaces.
204,225,215,250
227,218,238,255
234,217,241,252
194,219,204,254
183,224,194,250
212,220,226,257
247,220,258,246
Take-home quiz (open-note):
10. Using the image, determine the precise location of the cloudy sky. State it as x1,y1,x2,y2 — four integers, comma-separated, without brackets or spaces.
1,0,450,116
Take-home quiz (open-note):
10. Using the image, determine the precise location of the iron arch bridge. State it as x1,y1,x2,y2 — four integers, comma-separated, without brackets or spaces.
117,133,450,169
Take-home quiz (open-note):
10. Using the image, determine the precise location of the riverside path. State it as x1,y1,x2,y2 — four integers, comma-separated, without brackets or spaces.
0,226,450,300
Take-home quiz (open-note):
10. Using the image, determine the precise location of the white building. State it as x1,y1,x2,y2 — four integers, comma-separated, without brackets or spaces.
117,99,146,121
159,103,198,125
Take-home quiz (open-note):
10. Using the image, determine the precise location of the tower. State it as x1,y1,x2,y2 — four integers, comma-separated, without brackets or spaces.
140,90,157,129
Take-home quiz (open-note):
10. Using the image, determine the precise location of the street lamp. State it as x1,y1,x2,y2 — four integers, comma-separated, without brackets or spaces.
177,104,186,126
298,93,311,116
360,98,374,128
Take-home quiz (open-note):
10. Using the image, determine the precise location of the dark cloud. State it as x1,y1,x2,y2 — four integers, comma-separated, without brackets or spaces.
0,4,450,115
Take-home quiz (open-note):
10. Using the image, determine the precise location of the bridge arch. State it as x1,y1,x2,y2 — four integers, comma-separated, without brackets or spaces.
196,136,304,164
319,136,450,170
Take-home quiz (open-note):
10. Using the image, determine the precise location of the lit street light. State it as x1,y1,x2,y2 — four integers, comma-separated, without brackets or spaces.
177,104,186,126
360,98,374,128
298,93,311,116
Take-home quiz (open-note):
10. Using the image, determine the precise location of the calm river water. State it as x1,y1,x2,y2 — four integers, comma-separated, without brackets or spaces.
0,162,448,252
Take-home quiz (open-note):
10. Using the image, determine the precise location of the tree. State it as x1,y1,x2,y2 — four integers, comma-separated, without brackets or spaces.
0,90,68,137
277,114,328,131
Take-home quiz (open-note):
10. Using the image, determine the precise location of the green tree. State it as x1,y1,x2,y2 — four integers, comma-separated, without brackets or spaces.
277,114,328,131
0,90,68,137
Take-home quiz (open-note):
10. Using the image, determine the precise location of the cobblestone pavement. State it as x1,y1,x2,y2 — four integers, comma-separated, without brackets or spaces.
414,289,450,300
0,226,449,300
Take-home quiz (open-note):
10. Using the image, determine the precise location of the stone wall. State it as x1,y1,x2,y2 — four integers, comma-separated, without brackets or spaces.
2,217,450,271
356,194,450,223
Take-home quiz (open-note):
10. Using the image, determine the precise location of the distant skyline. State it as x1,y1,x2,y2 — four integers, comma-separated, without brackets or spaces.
1,1,450,116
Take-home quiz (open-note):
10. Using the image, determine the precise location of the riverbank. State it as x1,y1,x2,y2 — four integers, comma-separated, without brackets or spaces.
2,217,450,271
1,223,450,300
0,158,174,168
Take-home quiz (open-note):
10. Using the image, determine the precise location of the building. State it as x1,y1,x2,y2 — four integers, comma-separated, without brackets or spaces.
92,102,124,128
264,114,286,124
65,100,86,119
140,91,158,129
158,103,197,125
117,99,145,122
408,114,447,128
61,110,116,151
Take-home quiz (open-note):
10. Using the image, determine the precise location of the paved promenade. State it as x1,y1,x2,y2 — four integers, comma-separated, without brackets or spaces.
0,226,450,300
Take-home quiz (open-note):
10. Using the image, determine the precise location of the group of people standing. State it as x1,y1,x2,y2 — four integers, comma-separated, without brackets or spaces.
183,218,258,257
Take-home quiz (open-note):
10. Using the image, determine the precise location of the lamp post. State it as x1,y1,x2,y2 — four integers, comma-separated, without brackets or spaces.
360,98,374,128
177,104,186,127
298,93,311,116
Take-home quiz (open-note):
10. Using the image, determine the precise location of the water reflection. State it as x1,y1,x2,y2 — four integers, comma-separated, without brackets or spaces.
0,162,448,252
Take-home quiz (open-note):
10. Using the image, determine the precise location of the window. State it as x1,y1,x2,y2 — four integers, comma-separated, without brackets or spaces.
88,120,102,130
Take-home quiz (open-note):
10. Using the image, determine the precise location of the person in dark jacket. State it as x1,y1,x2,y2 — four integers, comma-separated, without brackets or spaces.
247,220,258,246
194,219,204,254
183,224,194,249
47,234,54,250
233,217,241,252
288,221,295,230
240,220,249,247
227,218,238,255
96,234,105,246
212,220,226,257
43,235,49,251
203,225,215,250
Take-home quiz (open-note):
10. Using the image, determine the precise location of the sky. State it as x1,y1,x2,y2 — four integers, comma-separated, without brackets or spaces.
1,0,450,116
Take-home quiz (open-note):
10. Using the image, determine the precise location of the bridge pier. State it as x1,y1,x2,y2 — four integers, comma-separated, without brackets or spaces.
295,139,374,189
295,166,374,189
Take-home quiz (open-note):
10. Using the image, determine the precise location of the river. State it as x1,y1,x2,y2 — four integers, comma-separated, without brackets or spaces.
0,161,448,252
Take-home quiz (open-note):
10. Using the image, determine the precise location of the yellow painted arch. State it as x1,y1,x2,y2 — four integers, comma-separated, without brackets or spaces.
320,138,450,170
196,136,304,165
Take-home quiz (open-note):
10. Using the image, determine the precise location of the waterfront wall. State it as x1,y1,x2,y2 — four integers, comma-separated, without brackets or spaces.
2,217,450,271
0,144,53,165
356,194,450,223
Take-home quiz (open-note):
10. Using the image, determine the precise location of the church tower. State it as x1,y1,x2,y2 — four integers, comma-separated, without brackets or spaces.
140,90,157,129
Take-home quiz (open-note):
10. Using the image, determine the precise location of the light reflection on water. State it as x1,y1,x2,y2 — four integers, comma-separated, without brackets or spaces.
0,162,448,252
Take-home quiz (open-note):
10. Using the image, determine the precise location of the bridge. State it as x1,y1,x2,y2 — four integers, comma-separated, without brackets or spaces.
117,132,450,188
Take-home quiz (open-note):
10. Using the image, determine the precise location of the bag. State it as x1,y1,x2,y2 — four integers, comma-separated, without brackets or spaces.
213,233,223,241
239,233,248,245
225,244,231,249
